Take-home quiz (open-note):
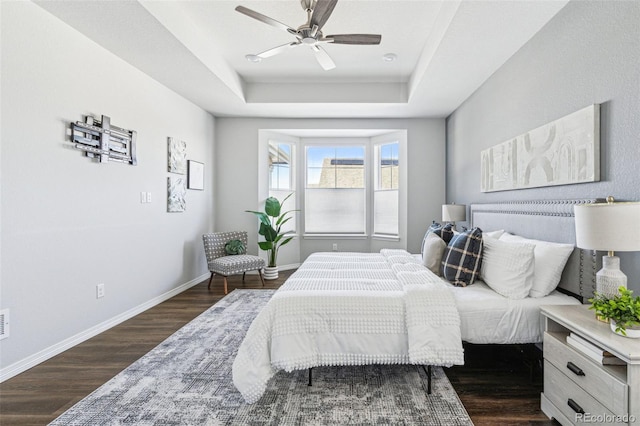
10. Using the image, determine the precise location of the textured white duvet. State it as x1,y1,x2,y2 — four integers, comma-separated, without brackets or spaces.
232,250,464,404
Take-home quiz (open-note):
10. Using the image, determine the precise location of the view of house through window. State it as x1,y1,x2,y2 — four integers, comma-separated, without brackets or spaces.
305,146,366,234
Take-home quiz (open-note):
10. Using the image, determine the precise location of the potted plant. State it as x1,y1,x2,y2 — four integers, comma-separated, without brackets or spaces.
589,286,640,338
246,194,297,280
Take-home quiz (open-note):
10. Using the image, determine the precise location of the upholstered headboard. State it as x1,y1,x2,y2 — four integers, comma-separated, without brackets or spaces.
470,199,603,303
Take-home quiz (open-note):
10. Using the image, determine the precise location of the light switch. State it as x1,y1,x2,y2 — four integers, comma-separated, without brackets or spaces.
140,192,147,203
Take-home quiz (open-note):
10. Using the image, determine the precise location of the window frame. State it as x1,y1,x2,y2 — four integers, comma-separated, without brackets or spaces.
372,140,400,238
267,140,297,234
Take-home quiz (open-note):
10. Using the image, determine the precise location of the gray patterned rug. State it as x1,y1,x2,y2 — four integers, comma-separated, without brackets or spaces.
51,290,473,425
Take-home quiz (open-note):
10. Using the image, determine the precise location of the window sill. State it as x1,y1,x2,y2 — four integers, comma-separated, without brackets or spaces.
303,234,368,240
372,234,400,241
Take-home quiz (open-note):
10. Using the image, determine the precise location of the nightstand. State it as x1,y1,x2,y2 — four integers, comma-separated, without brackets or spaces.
541,305,640,425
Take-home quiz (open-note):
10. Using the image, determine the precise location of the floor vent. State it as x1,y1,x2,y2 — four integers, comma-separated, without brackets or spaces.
0,309,9,340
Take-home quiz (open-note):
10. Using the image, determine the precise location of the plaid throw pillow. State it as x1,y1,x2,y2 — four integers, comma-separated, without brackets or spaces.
442,227,483,287
428,222,454,244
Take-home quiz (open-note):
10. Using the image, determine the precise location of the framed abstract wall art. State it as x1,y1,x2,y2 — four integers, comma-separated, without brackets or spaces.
168,137,187,174
480,104,600,192
167,176,186,212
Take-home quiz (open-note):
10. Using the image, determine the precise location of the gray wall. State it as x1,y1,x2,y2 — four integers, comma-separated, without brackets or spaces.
215,118,446,263
446,1,640,289
0,2,215,375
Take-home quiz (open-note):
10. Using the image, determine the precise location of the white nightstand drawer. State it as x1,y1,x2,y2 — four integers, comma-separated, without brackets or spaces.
544,332,628,415
544,361,627,426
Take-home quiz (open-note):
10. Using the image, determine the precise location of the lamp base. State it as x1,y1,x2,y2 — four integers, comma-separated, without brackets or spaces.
596,255,627,298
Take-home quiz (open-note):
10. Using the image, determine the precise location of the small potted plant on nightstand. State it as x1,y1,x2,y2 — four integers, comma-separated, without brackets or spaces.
590,286,640,338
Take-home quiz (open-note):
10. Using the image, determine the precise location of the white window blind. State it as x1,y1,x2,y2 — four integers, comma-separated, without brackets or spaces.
305,146,365,234
374,142,399,236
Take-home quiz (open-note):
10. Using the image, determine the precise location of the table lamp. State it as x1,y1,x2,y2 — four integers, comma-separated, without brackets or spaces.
442,204,466,230
574,197,640,298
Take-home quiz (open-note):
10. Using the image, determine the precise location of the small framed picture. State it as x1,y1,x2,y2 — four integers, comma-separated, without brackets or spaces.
187,160,204,190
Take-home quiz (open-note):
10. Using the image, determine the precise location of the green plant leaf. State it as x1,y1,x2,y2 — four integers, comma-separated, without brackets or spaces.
246,210,271,227
265,197,281,217
276,211,297,226
279,236,294,247
258,241,273,251
259,223,278,242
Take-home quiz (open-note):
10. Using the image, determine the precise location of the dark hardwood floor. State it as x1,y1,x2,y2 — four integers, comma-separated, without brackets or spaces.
1,271,556,425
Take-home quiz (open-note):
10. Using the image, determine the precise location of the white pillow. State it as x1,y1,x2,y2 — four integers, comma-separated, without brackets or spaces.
499,233,574,298
481,237,535,299
483,229,505,240
422,232,446,275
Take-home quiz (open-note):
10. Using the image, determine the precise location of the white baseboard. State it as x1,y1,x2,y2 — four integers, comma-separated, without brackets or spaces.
277,263,300,271
0,272,210,383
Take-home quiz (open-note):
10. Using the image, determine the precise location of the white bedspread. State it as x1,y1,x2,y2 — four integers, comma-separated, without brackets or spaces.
232,250,464,404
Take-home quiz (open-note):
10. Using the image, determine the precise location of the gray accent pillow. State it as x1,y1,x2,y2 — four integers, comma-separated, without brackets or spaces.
422,232,446,275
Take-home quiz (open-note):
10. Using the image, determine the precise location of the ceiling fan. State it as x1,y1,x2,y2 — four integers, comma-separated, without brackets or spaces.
235,0,382,71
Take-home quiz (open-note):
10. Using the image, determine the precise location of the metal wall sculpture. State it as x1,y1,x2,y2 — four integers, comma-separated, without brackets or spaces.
480,104,600,192
71,115,137,165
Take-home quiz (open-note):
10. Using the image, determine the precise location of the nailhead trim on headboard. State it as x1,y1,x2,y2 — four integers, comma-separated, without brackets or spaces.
470,199,602,217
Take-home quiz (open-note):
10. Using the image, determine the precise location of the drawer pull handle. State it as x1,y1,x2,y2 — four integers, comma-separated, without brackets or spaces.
566,362,585,376
568,398,585,414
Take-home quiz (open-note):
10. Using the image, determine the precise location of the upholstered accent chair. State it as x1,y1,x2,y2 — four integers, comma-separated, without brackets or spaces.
202,231,265,294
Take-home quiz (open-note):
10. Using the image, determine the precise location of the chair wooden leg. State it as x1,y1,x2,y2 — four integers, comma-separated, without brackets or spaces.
258,269,266,288
207,272,215,290
223,276,228,295
242,272,246,287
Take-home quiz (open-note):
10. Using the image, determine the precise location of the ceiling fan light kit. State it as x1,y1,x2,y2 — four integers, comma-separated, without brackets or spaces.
235,0,382,70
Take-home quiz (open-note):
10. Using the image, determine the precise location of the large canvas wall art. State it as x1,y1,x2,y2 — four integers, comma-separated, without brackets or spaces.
480,104,600,192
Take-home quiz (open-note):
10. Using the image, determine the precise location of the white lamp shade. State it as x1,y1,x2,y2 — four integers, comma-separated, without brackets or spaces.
442,204,466,222
574,202,640,251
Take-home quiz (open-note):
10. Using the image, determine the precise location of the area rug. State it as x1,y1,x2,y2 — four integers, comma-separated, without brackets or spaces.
51,290,473,425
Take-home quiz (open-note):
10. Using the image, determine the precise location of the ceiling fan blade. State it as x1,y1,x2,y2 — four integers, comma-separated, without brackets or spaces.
312,45,336,71
235,6,297,35
310,0,338,31
257,42,301,59
325,34,382,45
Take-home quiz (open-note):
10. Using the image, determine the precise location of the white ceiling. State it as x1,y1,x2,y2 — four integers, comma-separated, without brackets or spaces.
37,0,569,119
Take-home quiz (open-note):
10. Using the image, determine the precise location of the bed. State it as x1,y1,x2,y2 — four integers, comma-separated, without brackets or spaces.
233,199,601,403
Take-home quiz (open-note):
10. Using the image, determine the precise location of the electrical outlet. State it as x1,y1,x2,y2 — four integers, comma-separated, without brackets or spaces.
332,243,338,251
0,309,9,340
146,192,152,203
96,283,105,299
